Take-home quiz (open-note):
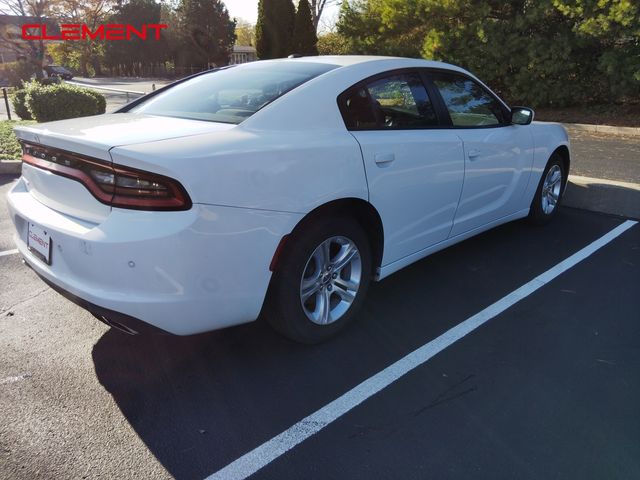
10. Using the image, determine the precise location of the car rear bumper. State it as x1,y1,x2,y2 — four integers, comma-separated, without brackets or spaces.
25,262,170,335
7,177,302,335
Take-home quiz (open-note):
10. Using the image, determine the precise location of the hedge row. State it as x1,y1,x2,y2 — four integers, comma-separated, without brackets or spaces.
11,82,106,123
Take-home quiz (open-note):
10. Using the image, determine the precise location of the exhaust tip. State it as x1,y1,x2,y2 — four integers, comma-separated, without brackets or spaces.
94,314,139,335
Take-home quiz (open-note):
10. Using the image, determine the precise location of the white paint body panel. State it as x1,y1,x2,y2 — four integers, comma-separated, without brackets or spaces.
351,130,464,263
8,177,302,334
7,56,570,334
449,125,534,236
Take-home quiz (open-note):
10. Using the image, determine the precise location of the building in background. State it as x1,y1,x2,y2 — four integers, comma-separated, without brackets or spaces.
0,15,60,64
229,45,257,65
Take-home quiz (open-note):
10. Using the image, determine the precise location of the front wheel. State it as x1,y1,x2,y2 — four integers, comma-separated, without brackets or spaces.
265,216,372,344
528,154,566,225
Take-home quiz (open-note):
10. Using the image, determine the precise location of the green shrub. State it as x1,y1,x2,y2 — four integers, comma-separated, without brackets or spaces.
25,82,106,122
11,88,32,120
0,120,35,160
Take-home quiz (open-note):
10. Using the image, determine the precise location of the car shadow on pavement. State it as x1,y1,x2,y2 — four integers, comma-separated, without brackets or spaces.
0,174,19,187
92,317,392,480
91,208,624,480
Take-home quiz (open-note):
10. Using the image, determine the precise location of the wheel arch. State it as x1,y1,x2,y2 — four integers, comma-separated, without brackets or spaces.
271,198,384,276
552,145,571,190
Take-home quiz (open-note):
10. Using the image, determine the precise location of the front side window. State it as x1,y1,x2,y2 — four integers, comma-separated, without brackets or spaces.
129,62,337,124
432,73,507,127
340,71,438,130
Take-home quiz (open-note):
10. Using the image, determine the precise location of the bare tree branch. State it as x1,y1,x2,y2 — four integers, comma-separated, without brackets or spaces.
309,0,338,31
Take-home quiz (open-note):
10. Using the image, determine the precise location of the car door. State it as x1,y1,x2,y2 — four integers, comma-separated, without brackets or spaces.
427,71,534,237
339,70,465,265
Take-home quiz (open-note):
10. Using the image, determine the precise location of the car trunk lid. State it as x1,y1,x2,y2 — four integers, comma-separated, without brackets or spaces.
14,114,234,223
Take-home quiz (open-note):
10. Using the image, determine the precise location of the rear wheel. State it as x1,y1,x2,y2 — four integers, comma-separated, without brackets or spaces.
265,216,372,343
528,154,566,225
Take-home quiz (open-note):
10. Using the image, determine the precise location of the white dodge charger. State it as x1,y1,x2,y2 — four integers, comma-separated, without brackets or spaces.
7,56,570,343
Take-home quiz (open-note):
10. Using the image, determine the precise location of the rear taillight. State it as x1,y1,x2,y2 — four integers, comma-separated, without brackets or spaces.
22,143,192,211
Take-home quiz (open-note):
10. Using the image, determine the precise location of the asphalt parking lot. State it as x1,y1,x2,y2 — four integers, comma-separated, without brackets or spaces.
1,136,639,479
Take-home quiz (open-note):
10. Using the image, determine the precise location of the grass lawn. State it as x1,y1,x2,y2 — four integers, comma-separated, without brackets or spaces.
0,120,34,160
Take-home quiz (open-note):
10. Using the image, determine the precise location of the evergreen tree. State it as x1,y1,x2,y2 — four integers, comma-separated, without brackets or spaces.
176,0,236,69
104,0,167,77
256,0,295,59
336,0,640,107
292,0,318,55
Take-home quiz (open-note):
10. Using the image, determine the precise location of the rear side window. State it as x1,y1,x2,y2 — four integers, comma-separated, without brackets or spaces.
432,73,507,127
129,62,337,124
339,71,438,130
340,86,378,130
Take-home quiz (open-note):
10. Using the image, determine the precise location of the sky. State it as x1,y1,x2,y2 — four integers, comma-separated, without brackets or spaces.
224,0,340,31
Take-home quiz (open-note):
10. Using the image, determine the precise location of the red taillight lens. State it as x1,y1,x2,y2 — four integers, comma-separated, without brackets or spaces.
22,143,192,211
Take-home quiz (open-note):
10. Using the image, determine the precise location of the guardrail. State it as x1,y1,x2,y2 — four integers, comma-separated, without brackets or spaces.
64,80,156,101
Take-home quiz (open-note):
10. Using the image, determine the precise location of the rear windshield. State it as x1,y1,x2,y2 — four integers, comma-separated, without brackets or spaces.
128,62,337,124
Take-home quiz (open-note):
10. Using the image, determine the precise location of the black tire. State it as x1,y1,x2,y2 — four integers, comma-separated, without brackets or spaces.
528,153,566,226
265,216,373,344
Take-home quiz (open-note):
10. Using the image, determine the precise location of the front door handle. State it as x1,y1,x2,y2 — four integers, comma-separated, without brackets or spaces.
374,153,395,166
467,149,481,159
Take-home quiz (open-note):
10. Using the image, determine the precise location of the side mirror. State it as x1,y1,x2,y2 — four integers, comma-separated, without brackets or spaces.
511,107,534,125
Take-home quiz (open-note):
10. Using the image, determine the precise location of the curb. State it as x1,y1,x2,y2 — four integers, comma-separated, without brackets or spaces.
563,123,640,137
563,175,640,220
0,160,21,175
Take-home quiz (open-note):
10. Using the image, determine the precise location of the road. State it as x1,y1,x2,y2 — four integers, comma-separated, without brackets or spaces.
566,127,640,184
0,125,639,480
69,77,173,113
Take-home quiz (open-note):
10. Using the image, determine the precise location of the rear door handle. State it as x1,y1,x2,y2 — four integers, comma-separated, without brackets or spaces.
467,149,480,159
374,153,395,166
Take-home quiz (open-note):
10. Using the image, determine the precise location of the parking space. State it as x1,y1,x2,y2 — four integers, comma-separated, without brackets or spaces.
1,164,638,479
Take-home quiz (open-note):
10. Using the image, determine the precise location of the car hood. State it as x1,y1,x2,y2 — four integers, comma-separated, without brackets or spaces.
14,113,235,161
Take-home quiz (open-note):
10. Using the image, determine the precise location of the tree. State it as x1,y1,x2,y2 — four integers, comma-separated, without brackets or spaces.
553,0,640,100
235,18,256,46
309,0,336,31
175,0,236,69
104,0,169,76
51,0,113,76
292,0,318,55
336,0,640,107
317,31,351,54
255,0,295,59
0,0,57,78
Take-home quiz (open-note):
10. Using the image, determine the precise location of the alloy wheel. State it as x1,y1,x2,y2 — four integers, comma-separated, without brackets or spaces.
299,236,362,325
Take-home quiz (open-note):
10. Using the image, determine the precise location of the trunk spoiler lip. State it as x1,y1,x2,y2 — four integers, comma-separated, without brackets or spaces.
12,114,236,158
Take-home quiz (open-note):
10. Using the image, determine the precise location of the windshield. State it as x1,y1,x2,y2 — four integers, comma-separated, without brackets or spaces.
128,62,338,124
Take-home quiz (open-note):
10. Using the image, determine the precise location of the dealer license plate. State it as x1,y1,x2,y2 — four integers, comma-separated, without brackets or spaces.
27,222,51,265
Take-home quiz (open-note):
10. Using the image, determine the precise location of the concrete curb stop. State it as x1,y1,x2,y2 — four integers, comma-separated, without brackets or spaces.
0,160,21,175
563,175,640,220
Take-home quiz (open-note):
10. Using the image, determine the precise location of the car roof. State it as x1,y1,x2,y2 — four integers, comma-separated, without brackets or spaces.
267,55,463,71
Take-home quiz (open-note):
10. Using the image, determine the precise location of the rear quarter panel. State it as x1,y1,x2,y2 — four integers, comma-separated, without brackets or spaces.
109,128,368,214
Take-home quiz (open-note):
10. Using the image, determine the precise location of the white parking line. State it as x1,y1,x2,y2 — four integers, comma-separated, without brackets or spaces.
206,219,637,480
0,249,19,257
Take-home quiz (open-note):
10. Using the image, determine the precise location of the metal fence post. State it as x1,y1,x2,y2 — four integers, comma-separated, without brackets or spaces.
3,88,11,121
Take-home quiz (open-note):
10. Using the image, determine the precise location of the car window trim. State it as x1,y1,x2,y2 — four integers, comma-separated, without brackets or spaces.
421,68,512,129
337,68,450,132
